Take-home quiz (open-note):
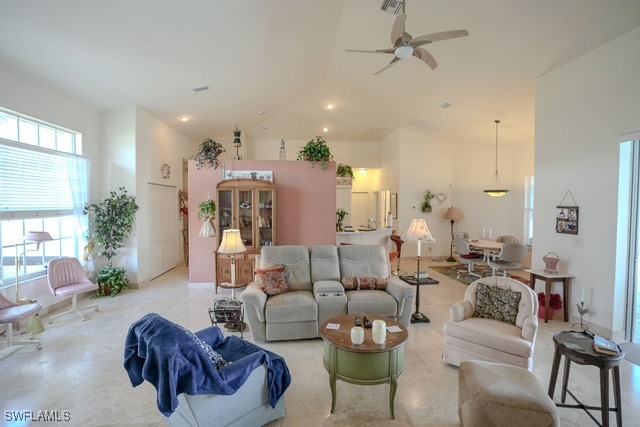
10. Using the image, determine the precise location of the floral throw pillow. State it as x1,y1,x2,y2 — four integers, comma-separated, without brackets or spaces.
473,283,522,325
341,277,387,290
178,325,230,369
256,264,290,296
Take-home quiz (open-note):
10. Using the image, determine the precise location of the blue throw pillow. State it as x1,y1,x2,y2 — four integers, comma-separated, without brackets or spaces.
178,325,230,369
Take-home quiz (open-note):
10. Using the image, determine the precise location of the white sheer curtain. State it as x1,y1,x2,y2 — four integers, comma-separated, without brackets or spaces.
66,155,90,244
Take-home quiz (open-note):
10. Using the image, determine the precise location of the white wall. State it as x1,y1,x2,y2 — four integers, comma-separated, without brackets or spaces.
534,27,640,337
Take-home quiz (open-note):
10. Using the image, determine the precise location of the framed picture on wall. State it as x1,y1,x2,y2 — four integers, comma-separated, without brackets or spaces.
223,170,273,182
390,193,398,219
556,205,578,234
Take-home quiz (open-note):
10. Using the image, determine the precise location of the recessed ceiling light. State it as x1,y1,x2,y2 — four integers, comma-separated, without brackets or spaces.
179,115,189,122
323,127,329,132
358,168,367,174
192,85,209,92
326,104,334,110
440,102,451,109
258,111,267,116
263,125,269,129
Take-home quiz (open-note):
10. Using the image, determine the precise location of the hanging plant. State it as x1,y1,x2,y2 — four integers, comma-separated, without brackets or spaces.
336,163,355,181
297,136,333,170
421,190,435,212
198,193,216,237
190,138,226,169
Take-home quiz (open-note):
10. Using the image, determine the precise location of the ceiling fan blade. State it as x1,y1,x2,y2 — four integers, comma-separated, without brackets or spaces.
373,56,402,75
346,48,395,54
409,29,469,47
390,14,407,46
413,47,438,70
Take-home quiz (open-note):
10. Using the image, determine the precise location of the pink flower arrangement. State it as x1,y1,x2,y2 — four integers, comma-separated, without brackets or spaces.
538,292,563,310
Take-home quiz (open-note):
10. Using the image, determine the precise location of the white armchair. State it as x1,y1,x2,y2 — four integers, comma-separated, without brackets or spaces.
443,276,539,371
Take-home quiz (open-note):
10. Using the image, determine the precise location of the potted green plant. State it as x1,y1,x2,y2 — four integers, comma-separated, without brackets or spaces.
83,187,139,297
336,208,349,231
336,163,355,184
297,136,333,170
190,137,226,169
421,190,435,212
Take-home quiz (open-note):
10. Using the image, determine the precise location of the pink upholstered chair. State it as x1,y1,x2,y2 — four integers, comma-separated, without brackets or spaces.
0,292,42,350
47,257,99,323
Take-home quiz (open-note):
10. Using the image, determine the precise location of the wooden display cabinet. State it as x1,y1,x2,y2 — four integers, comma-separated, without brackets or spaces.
215,179,276,292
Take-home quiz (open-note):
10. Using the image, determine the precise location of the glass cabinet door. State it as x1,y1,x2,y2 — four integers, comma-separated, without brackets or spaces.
238,190,254,248
217,189,233,244
258,190,274,246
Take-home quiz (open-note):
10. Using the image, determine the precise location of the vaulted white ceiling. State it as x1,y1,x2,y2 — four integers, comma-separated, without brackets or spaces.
1,0,639,147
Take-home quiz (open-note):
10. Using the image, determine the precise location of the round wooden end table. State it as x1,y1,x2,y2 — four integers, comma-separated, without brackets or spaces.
320,314,408,419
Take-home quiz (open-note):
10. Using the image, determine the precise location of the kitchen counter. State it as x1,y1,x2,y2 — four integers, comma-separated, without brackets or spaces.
336,228,394,251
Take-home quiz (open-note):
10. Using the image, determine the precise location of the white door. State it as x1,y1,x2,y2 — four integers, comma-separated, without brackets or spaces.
148,183,178,279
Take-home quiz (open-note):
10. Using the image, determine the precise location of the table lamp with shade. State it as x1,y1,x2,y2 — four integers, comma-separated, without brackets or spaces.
444,207,462,262
401,219,435,280
15,231,53,304
217,229,247,292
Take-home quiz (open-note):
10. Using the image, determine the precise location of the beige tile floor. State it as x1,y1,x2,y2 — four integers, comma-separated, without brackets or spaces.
1,258,639,426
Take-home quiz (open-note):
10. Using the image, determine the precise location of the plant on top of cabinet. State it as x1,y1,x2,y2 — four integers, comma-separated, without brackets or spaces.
83,187,139,296
297,136,333,170
336,163,355,181
190,137,226,169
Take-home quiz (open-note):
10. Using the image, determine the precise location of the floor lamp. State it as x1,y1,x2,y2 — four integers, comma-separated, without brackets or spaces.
444,207,462,262
402,219,435,323
15,231,53,304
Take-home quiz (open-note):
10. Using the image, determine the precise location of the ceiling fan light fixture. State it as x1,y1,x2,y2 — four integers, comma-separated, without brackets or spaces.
395,45,413,59
483,120,509,197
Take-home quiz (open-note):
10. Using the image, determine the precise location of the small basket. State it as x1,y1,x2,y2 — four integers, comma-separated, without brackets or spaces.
543,252,559,274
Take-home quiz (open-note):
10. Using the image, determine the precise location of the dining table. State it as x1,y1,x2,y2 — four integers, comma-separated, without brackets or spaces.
469,239,503,260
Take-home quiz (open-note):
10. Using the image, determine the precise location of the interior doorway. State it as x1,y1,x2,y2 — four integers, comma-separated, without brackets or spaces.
351,192,369,228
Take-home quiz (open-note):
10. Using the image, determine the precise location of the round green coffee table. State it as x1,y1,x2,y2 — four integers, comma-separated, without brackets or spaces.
320,314,408,419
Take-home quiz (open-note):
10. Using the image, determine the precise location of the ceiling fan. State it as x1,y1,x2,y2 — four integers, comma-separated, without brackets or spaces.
346,3,469,75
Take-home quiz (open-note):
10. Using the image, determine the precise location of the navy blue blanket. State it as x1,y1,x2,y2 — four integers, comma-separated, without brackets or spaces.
123,313,291,416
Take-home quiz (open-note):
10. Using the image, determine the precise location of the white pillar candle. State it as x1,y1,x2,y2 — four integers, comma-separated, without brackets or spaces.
581,285,586,302
489,227,493,239
417,241,422,257
372,320,386,344
351,326,364,345
482,227,486,238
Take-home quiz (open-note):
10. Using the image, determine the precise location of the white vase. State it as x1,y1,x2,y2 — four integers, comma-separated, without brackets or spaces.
350,326,364,345
372,320,386,344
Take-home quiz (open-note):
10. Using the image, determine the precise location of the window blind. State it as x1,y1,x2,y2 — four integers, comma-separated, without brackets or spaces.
0,138,86,220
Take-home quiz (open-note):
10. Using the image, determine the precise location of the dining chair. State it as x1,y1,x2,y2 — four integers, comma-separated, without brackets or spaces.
47,257,99,323
488,243,528,276
453,236,484,278
0,292,42,351
496,235,518,244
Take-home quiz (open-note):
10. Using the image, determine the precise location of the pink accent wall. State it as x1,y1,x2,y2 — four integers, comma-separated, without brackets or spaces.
188,159,336,283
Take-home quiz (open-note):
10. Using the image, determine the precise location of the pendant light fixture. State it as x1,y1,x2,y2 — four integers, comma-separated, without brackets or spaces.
484,119,509,197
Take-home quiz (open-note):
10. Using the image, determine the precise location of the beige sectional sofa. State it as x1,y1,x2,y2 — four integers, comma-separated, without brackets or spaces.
240,244,416,342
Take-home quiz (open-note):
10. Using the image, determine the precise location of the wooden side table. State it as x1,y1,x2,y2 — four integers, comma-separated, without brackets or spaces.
320,315,408,419
548,331,624,427
399,275,439,323
525,269,574,323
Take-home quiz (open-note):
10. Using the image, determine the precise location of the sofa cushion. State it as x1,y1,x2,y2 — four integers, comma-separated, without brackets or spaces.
256,264,290,296
261,246,312,292
341,277,387,290
265,290,317,323
338,245,391,279
473,283,521,325
310,245,341,282
444,317,533,358
347,290,397,317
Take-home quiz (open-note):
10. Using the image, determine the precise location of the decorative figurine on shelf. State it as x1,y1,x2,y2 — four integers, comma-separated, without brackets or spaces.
573,302,589,332
232,125,242,160
543,252,559,274
198,192,216,238
279,139,286,160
